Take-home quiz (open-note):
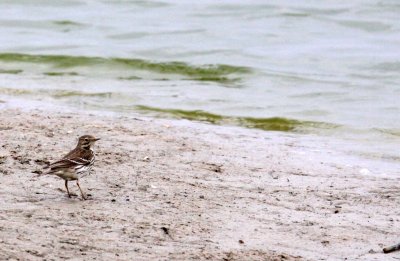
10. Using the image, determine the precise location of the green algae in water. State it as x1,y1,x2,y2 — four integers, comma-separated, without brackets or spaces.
49,90,112,98
0,86,338,133
43,71,79,76
375,128,400,137
0,69,23,74
0,53,250,83
135,105,338,132
240,117,309,132
0,87,111,98
53,20,84,26
190,76,239,84
0,87,33,95
136,106,224,124
118,75,142,80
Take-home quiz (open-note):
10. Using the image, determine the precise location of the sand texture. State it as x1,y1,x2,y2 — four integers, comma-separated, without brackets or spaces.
0,108,399,260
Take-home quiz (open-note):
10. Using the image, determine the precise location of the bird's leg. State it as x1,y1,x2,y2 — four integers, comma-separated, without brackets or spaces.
76,180,87,200
65,180,71,198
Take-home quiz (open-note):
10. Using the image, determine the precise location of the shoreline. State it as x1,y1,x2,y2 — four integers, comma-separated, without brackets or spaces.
1,93,399,174
0,107,399,260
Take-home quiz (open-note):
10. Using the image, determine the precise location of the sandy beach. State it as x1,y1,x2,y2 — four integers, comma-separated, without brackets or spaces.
0,108,399,261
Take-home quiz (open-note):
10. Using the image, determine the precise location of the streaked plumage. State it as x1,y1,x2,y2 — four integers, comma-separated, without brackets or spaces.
43,135,100,200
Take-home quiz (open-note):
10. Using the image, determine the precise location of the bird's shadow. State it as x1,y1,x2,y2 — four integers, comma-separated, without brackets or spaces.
26,190,95,203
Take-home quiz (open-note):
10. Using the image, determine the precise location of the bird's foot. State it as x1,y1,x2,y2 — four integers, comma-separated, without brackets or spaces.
80,193,94,200
67,192,78,198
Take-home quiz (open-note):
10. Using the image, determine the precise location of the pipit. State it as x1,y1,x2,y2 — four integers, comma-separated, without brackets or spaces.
42,135,100,200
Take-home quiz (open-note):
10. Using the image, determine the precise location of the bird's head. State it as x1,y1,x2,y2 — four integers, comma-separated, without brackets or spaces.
77,135,100,149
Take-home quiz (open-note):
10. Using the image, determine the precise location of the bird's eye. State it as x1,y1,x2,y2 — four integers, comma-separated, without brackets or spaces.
84,138,89,141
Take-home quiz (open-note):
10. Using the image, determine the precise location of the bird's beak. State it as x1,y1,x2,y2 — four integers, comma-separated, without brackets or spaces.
93,138,101,141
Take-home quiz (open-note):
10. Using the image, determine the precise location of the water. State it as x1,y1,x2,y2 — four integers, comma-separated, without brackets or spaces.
0,0,399,169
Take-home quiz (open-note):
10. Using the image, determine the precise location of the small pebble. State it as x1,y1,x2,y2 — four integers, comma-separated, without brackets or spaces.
45,132,54,137
359,168,371,175
111,199,116,202
199,195,205,199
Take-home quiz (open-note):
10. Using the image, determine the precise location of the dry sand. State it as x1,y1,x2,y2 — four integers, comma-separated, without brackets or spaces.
0,108,399,260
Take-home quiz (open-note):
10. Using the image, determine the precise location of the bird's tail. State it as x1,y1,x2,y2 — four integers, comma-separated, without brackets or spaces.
33,163,51,176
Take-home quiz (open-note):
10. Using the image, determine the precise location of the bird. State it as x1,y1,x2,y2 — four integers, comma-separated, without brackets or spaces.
42,135,100,200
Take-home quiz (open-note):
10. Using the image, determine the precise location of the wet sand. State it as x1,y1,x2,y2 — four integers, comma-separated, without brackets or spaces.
0,108,399,260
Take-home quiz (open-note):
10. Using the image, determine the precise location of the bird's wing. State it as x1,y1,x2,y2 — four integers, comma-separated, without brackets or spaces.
48,157,91,169
44,147,94,172
44,159,86,174
45,150,92,171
